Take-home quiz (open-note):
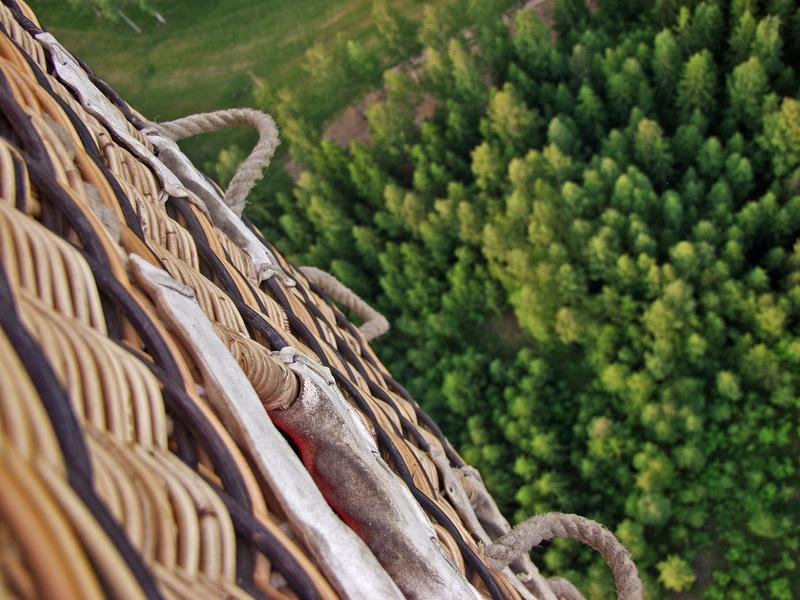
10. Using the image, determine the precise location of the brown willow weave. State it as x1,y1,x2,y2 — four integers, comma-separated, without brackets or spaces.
0,2,541,599
0,2,648,598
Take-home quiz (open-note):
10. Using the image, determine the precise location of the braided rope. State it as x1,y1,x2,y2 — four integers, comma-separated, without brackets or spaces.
300,266,389,342
547,577,586,600
485,513,643,600
154,108,279,216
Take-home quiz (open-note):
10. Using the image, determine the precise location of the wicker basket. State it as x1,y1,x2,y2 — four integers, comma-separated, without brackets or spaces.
0,2,549,598
0,2,644,599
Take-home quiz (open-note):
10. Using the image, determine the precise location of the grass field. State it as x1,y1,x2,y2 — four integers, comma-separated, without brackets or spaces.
29,0,430,164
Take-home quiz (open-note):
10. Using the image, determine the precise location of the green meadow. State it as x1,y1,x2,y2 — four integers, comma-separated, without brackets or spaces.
29,0,428,164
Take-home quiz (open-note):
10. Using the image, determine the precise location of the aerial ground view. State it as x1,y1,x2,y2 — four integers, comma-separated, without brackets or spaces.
4,0,799,597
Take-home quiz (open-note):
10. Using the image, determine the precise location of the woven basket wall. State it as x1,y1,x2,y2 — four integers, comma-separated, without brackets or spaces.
0,2,543,599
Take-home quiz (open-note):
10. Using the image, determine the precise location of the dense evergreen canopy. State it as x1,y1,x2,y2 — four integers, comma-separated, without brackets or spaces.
246,0,800,596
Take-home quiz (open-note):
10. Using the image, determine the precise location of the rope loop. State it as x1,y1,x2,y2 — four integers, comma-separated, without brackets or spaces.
485,512,643,600
300,266,389,342
547,577,587,600
153,108,279,216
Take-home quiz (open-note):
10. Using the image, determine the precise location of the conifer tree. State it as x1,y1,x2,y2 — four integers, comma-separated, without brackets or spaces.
372,0,418,62
657,555,696,592
652,29,681,103
726,57,768,129
677,50,717,118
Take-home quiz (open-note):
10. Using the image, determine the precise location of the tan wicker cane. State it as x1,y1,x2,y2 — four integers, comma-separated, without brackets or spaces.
0,1,642,598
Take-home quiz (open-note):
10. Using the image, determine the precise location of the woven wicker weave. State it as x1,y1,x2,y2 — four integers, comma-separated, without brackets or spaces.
0,2,637,599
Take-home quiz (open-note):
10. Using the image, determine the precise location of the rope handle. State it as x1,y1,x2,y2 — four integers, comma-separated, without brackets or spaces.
153,108,279,216
300,267,389,342
547,577,587,600
147,114,389,344
485,512,643,600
